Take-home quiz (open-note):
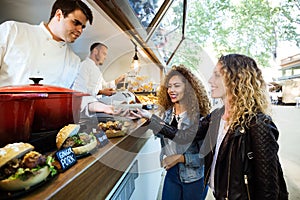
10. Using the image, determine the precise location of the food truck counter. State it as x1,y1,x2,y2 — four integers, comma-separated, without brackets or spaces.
1,118,153,200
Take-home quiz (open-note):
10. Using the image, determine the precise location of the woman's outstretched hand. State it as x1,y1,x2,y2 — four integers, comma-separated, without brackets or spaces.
130,108,152,119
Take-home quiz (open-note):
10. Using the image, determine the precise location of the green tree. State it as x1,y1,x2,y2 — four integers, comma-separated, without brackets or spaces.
171,0,300,68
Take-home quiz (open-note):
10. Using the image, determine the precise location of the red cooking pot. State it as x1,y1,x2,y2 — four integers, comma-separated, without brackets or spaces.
0,78,90,134
0,93,48,147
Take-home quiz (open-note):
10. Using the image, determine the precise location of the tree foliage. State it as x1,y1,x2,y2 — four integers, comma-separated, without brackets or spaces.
171,0,300,68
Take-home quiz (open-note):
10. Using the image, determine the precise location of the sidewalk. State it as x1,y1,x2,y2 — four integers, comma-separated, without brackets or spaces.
272,105,300,200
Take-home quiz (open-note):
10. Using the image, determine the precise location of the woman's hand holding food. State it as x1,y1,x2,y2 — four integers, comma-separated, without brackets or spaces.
130,108,152,119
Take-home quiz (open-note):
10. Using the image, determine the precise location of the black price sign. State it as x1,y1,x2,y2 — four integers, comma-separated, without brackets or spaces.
94,130,109,147
55,147,77,171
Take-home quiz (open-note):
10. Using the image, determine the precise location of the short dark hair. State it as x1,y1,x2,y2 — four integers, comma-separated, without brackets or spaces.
90,42,108,52
49,0,93,24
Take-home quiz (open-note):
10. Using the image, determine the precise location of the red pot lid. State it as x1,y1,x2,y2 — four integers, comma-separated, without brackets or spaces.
0,77,83,94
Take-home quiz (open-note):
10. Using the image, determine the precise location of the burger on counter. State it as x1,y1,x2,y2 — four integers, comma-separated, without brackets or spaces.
56,124,97,155
98,120,131,138
0,142,57,191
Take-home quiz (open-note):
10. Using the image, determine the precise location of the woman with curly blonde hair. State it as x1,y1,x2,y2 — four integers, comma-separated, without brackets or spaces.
142,55,289,200
217,54,271,131
202,54,288,199
134,64,211,200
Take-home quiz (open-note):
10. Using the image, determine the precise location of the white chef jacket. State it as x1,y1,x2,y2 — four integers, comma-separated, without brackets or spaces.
0,21,80,88
72,57,115,97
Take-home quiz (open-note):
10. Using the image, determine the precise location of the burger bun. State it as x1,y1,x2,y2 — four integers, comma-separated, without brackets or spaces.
0,142,51,191
56,124,80,150
72,135,97,155
0,143,34,168
56,124,97,155
0,166,50,191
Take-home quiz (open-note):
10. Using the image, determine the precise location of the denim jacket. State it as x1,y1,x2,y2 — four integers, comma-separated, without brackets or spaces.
159,108,204,183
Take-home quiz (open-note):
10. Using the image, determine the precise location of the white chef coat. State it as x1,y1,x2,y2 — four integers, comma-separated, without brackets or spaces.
72,57,117,116
72,57,115,97
0,21,80,88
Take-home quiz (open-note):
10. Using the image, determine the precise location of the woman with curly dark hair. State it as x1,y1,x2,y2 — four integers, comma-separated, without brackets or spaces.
156,65,211,123
134,65,211,200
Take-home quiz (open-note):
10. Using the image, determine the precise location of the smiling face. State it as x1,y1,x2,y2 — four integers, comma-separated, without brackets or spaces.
208,62,226,100
167,75,185,104
51,9,88,43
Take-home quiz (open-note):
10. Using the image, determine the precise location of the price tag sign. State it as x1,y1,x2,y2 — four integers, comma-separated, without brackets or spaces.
55,147,77,171
94,130,109,147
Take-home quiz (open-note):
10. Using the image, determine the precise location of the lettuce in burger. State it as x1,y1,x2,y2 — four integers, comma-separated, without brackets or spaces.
0,142,57,191
56,124,97,155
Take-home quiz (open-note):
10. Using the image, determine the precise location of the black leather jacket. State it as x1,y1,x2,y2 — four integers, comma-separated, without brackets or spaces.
148,107,288,200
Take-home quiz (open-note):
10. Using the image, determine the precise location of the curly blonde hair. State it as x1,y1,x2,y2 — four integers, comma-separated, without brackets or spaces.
157,65,211,122
218,54,271,130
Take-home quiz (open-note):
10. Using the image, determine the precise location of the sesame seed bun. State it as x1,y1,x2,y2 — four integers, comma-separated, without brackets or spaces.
0,143,50,191
56,124,80,150
0,142,34,168
56,124,97,155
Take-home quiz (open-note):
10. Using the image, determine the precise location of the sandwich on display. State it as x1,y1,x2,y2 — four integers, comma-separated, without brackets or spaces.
0,142,57,192
56,124,98,156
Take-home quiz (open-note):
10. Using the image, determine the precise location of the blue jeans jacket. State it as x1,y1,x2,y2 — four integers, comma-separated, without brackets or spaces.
159,108,204,183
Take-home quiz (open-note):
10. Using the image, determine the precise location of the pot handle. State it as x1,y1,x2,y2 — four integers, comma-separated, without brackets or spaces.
0,93,48,101
73,92,91,97
29,77,44,85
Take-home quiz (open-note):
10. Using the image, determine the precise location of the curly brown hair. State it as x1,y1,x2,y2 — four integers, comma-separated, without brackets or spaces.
157,65,211,122
218,54,271,130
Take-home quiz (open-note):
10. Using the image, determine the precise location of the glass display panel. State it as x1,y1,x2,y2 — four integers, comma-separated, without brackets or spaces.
149,0,184,63
128,0,165,27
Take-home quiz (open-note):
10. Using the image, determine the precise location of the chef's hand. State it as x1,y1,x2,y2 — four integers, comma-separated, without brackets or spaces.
130,108,152,119
115,74,126,84
162,154,185,170
88,102,114,114
113,108,130,117
98,88,116,96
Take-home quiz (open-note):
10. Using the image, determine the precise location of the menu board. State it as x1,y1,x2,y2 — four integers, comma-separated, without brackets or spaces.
55,147,77,171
